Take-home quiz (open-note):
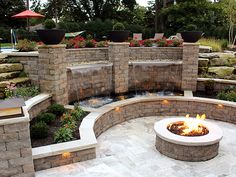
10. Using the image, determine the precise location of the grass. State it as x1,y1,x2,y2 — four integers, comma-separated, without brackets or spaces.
199,38,228,52
1,43,11,47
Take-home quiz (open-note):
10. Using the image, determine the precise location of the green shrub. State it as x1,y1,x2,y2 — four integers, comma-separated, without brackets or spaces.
54,127,73,143
143,39,152,47
204,79,215,94
16,39,36,52
61,112,74,125
5,85,40,99
48,104,66,116
113,22,125,31
44,19,56,29
38,113,56,124
85,40,96,48
217,91,236,102
71,104,86,121
31,121,49,139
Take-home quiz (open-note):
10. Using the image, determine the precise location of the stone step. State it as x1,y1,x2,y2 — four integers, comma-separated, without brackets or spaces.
0,63,23,73
0,71,20,82
0,54,7,59
199,45,212,53
0,77,30,88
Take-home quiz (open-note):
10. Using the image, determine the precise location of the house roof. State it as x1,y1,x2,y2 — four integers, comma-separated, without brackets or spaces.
0,98,25,109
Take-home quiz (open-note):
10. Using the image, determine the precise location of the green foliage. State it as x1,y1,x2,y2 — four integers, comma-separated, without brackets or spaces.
48,104,66,116
85,40,96,48
44,19,56,29
204,79,215,95
71,103,86,121
143,39,152,47
16,39,36,52
217,91,236,102
7,58,20,63
199,38,228,52
31,121,49,139
38,113,56,124
60,112,74,125
18,71,28,77
5,85,40,99
58,21,81,32
113,22,125,31
183,24,198,31
54,127,73,143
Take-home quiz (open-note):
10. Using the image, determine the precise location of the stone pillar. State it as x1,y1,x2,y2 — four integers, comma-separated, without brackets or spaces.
109,42,129,94
38,45,68,105
0,110,35,177
181,43,199,91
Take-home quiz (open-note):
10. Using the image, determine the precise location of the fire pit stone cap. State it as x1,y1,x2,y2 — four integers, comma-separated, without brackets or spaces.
154,117,223,146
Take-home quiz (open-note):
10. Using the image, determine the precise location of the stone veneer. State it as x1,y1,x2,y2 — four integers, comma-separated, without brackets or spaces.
109,43,130,94
155,136,219,161
182,43,199,91
0,108,35,177
129,47,183,61
197,78,236,92
38,45,68,105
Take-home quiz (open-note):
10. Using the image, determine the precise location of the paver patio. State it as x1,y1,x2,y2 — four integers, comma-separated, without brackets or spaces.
36,116,236,177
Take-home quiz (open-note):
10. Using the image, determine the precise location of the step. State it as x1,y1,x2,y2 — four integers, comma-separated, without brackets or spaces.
0,77,30,88
0,63,23,73
0,71,20,82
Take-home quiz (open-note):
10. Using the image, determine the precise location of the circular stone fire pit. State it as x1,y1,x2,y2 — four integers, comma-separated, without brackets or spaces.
154,117,223,162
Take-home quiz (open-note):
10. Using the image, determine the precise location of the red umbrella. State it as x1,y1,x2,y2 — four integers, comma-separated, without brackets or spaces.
12,10,45,31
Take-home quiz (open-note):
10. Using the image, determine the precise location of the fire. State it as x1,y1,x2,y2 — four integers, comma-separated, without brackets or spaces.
181,114,206,136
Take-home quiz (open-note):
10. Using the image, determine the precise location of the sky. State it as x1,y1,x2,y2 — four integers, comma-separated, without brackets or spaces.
31,0,148,7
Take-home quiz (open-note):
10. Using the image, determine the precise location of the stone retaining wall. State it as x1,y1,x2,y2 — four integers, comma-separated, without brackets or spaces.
129,47,182,61
66,48,109,66
197,78,236,91
0,108,35,177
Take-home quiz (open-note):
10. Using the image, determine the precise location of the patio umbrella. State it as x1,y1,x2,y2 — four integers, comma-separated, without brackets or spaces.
12,10,45,31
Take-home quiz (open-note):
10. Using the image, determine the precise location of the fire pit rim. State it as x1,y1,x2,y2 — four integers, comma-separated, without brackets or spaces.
154,117,223,146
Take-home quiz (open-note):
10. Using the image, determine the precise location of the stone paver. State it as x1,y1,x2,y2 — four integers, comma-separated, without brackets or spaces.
36,117,236,177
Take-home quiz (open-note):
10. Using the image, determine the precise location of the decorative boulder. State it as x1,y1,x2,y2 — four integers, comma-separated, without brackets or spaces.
208,67,234,78
199,53,219,59
209,58,230,67
199,45,212,53
228,58,236,66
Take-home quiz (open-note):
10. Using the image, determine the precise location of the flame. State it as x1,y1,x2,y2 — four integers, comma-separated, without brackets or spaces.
181,114,206,136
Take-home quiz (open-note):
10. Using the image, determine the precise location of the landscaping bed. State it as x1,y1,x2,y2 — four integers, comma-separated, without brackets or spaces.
30,103,88,148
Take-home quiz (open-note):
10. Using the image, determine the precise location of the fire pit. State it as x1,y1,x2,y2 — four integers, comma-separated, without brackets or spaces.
154,115,223,161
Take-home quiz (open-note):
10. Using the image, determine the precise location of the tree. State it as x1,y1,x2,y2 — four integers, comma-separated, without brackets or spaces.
0,0,26,27
43,0,137,22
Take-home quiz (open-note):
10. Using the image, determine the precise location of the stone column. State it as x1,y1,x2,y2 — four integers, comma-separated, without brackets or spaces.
181,43,199,91
0,110,35,177
109,42,129,94
38,45,68,105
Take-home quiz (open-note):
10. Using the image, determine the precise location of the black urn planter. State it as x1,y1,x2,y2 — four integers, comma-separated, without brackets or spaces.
109,30,129,42
37,29,65,45
180,31,203,43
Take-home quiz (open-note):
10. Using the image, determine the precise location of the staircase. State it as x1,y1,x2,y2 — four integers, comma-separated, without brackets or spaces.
0,54,30,98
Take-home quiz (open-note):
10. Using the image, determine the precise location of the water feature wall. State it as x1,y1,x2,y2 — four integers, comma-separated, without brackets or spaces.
6,43,199,104
128,61,182,92
67,64,113,102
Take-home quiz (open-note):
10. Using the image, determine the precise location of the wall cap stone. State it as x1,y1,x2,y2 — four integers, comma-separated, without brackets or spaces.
6,52,39,57
108,42,130,46
129,60,182,66
67,63,113,71
198,77,236,85
183,42,200,46
25,93,52,111
38,44,66,49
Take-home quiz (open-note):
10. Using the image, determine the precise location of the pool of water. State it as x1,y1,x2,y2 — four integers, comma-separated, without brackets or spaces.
0,47,18,53
72,91,184,108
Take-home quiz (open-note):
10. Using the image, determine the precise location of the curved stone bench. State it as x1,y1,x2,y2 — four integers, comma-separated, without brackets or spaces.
33,96,236,171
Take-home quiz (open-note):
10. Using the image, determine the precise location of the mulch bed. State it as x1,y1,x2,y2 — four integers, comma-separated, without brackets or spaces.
30,113,88,148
